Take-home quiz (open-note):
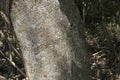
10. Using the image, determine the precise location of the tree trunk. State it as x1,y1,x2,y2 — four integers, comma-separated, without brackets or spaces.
10,0,90,80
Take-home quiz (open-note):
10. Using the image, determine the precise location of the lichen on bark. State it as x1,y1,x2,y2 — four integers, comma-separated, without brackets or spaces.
10,0,90,80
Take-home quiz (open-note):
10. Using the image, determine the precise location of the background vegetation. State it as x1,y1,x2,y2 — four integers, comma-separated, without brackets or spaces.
75,0,120,79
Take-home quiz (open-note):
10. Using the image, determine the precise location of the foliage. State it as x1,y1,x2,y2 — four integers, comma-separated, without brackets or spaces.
75,0,120,80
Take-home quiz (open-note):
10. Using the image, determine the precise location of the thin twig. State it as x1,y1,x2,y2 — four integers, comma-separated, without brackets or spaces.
0,11,10,24
0,50,26,77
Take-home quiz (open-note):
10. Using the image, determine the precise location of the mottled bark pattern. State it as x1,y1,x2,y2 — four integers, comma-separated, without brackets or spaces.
11,0,90,80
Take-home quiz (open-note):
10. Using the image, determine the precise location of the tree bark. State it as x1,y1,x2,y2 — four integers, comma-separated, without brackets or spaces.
10,0,90,80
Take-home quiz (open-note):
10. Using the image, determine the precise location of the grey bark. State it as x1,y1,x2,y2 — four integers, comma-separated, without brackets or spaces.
0,75,7,80
10,0,90,80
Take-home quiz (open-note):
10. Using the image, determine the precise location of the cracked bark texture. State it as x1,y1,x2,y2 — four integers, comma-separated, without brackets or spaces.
10,0,90,80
